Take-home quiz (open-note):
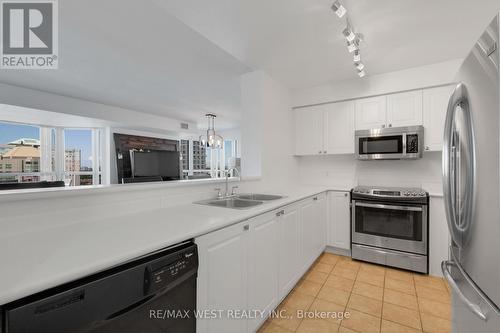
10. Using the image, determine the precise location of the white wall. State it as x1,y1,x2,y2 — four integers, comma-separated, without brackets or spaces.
241,71,298,187
293,59,462,108
298,152,443,194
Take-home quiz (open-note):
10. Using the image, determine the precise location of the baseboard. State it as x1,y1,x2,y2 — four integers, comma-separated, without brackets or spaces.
325,245,351,257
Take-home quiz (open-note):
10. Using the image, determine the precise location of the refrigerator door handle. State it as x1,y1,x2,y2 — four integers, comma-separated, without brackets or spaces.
442,260,500,321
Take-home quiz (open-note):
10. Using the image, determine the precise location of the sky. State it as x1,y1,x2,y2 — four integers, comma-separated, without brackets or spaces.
0,122,93,167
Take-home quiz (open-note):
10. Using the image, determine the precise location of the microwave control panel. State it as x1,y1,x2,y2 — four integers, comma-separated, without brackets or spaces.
406,134,419,153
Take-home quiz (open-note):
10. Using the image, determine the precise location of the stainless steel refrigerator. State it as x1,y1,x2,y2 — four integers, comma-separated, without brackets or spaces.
441,13,500,332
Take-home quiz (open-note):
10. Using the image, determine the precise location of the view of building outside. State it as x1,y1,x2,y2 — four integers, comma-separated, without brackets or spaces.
0,122,99,186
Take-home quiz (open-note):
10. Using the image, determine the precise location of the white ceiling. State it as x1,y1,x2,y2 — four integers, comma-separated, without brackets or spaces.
1,0,499,129
159,0,500,90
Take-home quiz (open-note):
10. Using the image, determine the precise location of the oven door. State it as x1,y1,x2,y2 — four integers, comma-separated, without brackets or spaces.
352,200,427,255
356,134,405,160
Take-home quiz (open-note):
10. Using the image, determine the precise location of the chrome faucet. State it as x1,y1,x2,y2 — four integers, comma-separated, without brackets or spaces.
224,167,240,197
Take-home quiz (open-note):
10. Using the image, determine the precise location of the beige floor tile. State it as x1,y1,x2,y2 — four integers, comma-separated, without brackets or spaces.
418,297,451,319
258,321,294,333
385,277,416,295
357,271,385,287
413,274,448,292
341,308,381,333
338,327,359,333
308,298,346,325
270,306,304,331
420,312,451,333
296,318,340,333
415,285,451,303
332,266,358,280
294,279,324,297
325,274,355,292
347,293,383,317
359,263,386,277
381,319,422,333
383,288,418,311
382,303,422,330
352,281,384,301
317,285,351,307
304,270,329,284
319,253,341,265
313,262,335,274
385,268,414,283
336,260,361,271
282,291,315,311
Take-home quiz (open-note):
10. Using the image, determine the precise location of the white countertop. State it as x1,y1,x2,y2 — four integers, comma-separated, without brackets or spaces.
0,186,329,305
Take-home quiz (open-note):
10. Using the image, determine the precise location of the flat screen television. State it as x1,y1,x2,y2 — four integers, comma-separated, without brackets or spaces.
131,150,181,181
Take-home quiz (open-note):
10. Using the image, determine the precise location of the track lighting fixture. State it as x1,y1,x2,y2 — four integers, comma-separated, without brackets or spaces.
353,50,361,62
342,26,356,42
355,62,365,71
331,1,346,18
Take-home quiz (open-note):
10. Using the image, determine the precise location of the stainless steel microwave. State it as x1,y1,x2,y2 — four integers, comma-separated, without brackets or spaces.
355,125,424,160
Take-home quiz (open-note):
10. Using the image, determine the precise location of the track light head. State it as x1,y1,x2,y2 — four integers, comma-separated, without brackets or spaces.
355,62,365,71
342,26,356,42
358,70,366,78
331,1,346,18
353,50,361,62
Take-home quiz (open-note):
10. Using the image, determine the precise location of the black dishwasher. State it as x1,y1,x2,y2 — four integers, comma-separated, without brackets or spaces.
2,241,198,333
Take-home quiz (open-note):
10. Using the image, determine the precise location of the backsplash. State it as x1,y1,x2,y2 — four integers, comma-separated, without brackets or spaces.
298,151,443,194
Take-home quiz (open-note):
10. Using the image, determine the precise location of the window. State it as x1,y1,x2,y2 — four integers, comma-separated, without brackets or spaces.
0,121,104,187
180,138,239,179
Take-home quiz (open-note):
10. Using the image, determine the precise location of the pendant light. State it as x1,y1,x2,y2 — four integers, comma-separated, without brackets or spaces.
199,114,223,149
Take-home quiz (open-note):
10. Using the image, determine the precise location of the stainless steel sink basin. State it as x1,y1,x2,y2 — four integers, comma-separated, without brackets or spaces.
197,198,264,209
236,193,284,201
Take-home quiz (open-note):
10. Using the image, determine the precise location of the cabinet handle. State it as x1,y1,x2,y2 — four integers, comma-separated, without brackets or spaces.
382,124,386,128
281,210,285,215
318,151,322,154
323,150,327,154
276,211,281,217
344,193,348,197
388,123,392,127
313,197,318,201
425,146,430,151
243,224,249,231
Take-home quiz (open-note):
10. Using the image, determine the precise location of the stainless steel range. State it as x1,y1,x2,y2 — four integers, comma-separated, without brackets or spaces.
351,186,429,273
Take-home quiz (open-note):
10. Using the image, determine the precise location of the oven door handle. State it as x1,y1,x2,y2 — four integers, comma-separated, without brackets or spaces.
354,202,423,212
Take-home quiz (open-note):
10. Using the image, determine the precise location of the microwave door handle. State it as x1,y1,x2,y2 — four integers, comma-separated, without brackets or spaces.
354,202,423,212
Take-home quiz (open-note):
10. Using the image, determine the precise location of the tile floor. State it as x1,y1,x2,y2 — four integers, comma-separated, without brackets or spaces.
258,252,451,333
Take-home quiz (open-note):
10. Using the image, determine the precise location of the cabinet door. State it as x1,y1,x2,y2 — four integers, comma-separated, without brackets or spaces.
312,193,327,257
294,106,324,155
355,96,387,130
196,222,249,333
247,211,280,332
324,101,355,154
423,86,454,151
386,90,423,127
327,191,351,250
279,203,301,297
299,198,316,272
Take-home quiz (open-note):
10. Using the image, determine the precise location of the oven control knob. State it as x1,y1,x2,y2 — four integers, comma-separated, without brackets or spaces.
411,192,417,196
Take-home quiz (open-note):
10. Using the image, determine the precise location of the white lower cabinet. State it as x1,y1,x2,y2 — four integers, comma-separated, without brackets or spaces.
196,221,250,333
327,191,351,250
247,211,280,332
196,194,328,333
278,203,301,297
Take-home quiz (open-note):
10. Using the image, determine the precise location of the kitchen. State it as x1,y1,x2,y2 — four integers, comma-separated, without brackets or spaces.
0,1,499,333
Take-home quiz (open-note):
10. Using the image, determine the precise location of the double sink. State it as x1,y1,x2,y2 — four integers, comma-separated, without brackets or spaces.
196,193,284,210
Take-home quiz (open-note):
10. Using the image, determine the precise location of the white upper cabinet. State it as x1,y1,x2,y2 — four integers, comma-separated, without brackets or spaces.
386,90,423,128
294,106,324,155
325,101,355,154
355,96,387,130
423,85,454,151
